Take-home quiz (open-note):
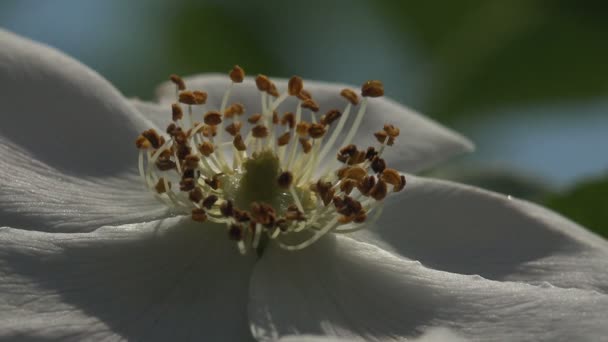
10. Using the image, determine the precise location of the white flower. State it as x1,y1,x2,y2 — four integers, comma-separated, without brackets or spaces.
0,29,607,342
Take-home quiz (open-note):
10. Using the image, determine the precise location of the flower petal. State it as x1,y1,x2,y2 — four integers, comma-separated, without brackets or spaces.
0,29,155,176
0,137,168,232
250,235,608,341
0,218,256,341
356,175,608,293
155,74,473,172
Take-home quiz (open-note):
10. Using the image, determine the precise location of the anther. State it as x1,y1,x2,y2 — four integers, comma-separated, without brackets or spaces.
155,178,170,193
250,202,276,226
300,138,313,153
184,154,200,169
191,208,208,222
180,178,196,191
220,200,234,217
277,132,291,146
394,175,407,192
272,111,279,124
320,109,342,126
371,156,386,173
189,187,203,203
228,224,244,241
225,122,242,136
301,99,319,112
281,112,296,128
357,175,376,196
225,103,245,118
170,74,186,90
296,122,311,137
204,175,221,190
172,103,183,121
288,76,304,96
204,111,222,126
285,204,305,221
252,125,269,138
248,113,262,124
135,135,151,149
361,80,384,97
176,144,191,161
255,74,271,92
369,179,388,200
374,130,388,144
340,179,357,195
193,91,208,104
156,159,176,171
201,125,217,138
141,129,162,149
202,194,218,209
234,209,251,222
179,91,197,105
277,171,293,189
308,123,326,139
166,123,178,135
340,88,359,105
198,141,214,156
344,166,367,182
297,89,312,101
383,124,400,137
365,147,378,161
267,82,280,97
230,65,245,83
233,134,247,151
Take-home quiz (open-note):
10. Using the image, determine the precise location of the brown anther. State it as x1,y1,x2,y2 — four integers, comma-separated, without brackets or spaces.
361,80,384,97
255,74,271,92
267,82,279,97
135,135,151,149
374,130,388,144
248,113,262,124
202,194,218,209
365,147,378,161
234,208,251,222
344,166,367,182
189,187,203,203
166,123,179,136
394,175,406,192
336,196,363,216
229,65,245,83
380,168,404,190
252,125,269,138
299,138,312,153
204,175,221,190
180,178,196,191
193,90,208,104
297,89,312,101
225,122,242,136
228,224,244,241
141,129,162,149
233,134,247,151
321,109,342,126
301,99,319,112
296,121,311,137
308,123,326,139
183,154,200,169
191,208,207,222
339,144,357,157
347,150,367,165
182,168,195,180
340,88,359,105
387,136,396,146
224,103,245,118
170,74,186,90
288,76,304,96
314,180,335,206
281,112,296,128
198,141,215,156
340,179,357,195
353,212,367,223
272,111,279,124
275,218,289,231
178,91,197,105
201,125,217,138
174,129,188,145
204,111,222,126
336,166,349,179
220,200,234,217
285,204,305,221
250,202,276,226
156,159,176,171
176,145,191,161
154,178,170,194
171,103,183,121
277,132,291,146
371,156,386,173
277,171,293,189
383,124,400,137
357,175,376,196
338,215,353,224
369,179,388,200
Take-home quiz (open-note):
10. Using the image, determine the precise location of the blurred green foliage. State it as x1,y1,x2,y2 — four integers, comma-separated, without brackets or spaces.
544,174,608,238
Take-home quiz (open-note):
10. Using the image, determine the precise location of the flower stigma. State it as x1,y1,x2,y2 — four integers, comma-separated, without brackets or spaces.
135,66,406,255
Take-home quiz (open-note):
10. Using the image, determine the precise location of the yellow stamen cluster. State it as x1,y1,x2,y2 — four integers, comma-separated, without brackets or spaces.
136,66,405,254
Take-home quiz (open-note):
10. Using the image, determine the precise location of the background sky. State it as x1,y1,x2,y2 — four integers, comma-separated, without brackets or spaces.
1,0,607,235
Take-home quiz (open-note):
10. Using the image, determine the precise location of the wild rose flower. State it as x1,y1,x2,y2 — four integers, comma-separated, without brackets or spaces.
1,29,607,341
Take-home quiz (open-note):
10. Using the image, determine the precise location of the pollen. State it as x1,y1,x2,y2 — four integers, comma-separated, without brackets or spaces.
136,65,406,254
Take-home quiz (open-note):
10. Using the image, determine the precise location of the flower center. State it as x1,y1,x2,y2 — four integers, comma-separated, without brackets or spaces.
135,66,406,254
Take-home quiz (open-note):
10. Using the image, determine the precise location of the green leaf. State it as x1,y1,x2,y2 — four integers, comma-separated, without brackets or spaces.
543,174,608,238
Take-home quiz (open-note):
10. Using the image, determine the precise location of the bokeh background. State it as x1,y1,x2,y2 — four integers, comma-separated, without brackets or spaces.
1,0,607,237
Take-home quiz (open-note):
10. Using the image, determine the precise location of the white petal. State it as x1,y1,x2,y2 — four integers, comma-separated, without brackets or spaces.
356,175,608,293
0,218,256,341
277,327,468,342
250,235,608,342
0,29,155,175
155,74,473,172
0,138,168,232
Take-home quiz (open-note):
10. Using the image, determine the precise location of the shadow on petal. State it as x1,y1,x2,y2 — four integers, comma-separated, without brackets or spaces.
0,218,256,341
